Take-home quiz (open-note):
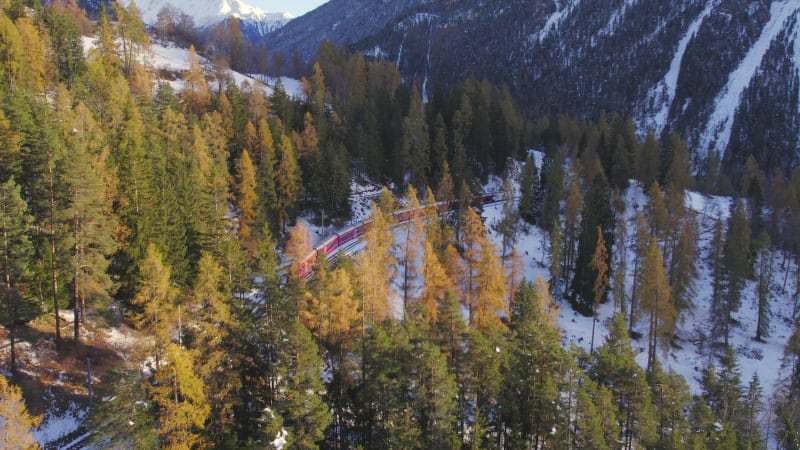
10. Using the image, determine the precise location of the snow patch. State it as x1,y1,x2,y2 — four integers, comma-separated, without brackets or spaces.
642,0,717,135
530,0,582,44
699,1,800,159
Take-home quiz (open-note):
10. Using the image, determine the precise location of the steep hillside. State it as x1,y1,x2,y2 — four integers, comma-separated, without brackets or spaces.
264,0,800,178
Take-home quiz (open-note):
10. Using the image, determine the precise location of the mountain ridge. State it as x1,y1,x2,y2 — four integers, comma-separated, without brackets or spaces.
263,0,800,178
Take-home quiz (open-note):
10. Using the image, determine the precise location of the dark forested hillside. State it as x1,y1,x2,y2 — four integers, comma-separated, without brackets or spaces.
265,0,800,180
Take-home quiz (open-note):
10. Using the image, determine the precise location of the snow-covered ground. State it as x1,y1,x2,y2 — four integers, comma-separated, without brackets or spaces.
80,37,305,99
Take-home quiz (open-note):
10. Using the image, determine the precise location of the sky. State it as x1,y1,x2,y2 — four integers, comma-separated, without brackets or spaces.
251,0,328,16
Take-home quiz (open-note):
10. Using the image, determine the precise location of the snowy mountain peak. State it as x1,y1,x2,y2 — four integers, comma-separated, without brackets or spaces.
121,0,294,29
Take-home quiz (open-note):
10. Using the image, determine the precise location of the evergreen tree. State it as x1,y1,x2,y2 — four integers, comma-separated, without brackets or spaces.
723,200,751,346
86,367,158,448
234,149,258,240
275,133,300,234
571,174,614,315
182,45,210,114
518,154,539,224
638,238,674,373
593,314,657,449
755,231,773,342
280,319,332,449
639,130,660,189
358,199,396,325
0,178,33,372
709,219,727,347
130,244,178,370
503,277,565,448
402,86,430,189
60,102,118,347
589,226,609,353
494,177,518,260
399,185,422,316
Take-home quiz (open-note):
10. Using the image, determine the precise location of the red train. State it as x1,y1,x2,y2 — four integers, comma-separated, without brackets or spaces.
296,192,500,278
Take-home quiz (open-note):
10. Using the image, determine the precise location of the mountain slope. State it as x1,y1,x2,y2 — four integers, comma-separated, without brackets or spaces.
265,0,800,177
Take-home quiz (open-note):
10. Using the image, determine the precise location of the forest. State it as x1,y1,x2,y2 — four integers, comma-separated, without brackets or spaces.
2,1,800,449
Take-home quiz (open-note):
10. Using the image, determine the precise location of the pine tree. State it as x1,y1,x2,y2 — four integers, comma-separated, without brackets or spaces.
549,217,564,296
495,177,518,260
285,221,313,280
399,185,422,316
234,149,258,239
518,154,539,224
402,86,430,189
152,344,211,450
0,373,39,448
187,253,239,443
418,240,451,327
275,133,300,233
182,45,210,114
589,226,609,353
472,236,508,332
0,178,33,372
280,319,332,449
709,219,727,347
723,200,751,346
410,340,459,449
358,200,396,325
638,238,674,373
754,231,773,342
130,244,178,370
571,173,614,316
60,102,118,348
639,130,660,189
593,314,657,449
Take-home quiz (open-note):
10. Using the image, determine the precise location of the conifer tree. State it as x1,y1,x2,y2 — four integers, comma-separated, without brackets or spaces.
472,236,508,332
638,238,674,373
549,217,564,295
182,45,210,114
152,344,211,449
402,86,430,189
410,340,459,449
281,319,332,449
593,314,657,449
755,231,773,342
495,177,518,260
60,102,118,347
0,178,33,372
723,200,751,345
709,219,727,347
563,179,582,293
187,253,239,443
518,154,539,224
399,185,422,315
234,149,258,239
571,173,614,316
668,216,698,314
418,240,451,327
275,133,300,233
590,226,609,353
639,130,660,189
358,199,396,325
0,373,39,448
130,245,178,370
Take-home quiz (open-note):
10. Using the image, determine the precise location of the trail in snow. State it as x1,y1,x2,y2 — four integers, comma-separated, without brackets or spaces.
644,0,717,135
699,1,800,159
530,0,582,44
599,0,641,37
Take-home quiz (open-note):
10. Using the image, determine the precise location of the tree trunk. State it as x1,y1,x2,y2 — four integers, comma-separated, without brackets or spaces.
48,150,61,348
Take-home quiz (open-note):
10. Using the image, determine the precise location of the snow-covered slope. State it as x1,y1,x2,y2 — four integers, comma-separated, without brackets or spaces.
120,0,294,30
